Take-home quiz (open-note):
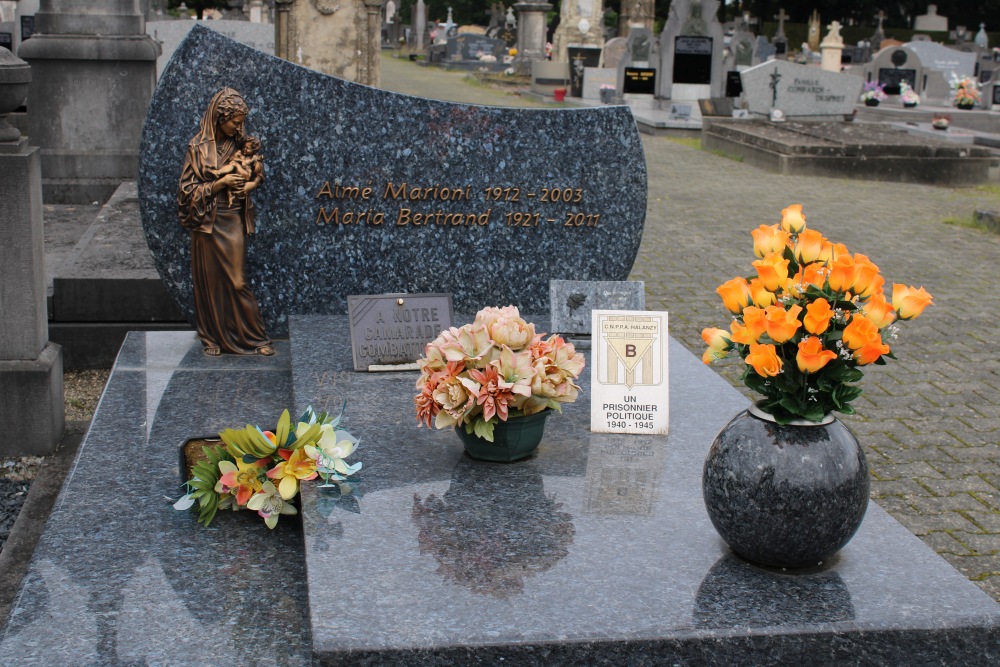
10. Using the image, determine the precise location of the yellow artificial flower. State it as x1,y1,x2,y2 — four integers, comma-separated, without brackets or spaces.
780,203,806,233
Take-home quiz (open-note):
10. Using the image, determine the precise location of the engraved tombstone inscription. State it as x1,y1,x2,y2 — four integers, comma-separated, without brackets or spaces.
347,293,452,370
139,26,648,336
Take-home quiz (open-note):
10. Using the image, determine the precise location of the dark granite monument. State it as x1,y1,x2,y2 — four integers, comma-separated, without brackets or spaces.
139,26,646,338
5,322,999,663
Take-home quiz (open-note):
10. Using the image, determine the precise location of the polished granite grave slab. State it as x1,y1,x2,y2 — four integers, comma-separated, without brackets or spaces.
0,333,313,666
3,325,1000,665
139,26,647,336
291,315,1000,665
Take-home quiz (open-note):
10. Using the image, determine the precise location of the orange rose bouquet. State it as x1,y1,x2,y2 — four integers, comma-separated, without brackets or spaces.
702,204,932,424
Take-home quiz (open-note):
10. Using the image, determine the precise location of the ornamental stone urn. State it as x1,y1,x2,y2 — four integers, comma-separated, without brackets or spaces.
0,47,31,143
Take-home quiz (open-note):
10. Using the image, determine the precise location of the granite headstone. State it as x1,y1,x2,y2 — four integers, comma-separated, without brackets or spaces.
903,40,975,82
447,33,506,61
139,26,647,337
742,59,862,118
867,46,926,96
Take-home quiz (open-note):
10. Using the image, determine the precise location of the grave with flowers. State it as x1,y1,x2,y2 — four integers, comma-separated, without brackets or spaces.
3,27,1000,667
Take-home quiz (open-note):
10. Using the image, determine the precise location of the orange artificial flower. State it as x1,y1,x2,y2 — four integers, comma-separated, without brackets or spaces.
746,343,783,377
780,203,807,233
716,277,752,314
793,262,827,291
749,278,777,307
892,284,933,320
764,304,802,343
803,298,834,334
854,340,891,365
827,253,857,293
862,292,896,329
730,307,768,345
796,336,838,373
842,315,881,351
752,252,790,292
794,229,827,264
851,254,882,298
751,224,791,258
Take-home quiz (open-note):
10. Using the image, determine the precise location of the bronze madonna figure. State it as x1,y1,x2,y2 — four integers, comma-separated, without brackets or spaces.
177,88,273,356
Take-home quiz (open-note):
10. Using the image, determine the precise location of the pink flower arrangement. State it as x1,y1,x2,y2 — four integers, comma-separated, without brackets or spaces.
415,306,585,442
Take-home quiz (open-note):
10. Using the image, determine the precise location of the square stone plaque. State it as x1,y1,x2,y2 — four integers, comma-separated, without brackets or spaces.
550,280,645,336
590,310,669,434
347,293,452,370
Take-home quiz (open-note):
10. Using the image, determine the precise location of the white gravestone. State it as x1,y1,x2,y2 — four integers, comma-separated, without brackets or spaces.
904,41,976,82
590,310,669,435
742,59,862,119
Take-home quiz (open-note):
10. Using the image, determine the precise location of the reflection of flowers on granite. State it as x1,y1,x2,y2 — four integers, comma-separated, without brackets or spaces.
411,459,575,599
693,555,855,628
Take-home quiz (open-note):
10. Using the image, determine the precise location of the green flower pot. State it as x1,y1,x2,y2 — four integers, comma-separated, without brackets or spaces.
456,410,552,462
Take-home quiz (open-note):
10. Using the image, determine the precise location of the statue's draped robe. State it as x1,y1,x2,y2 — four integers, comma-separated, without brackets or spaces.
177,88,269,354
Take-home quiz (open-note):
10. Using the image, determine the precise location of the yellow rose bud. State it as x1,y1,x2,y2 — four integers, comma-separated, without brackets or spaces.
764,304,802,344
780,203,807,233
794,229,827,264
796,336,838,373
803,298,834,334
748,278,776,307
752,252,790,292
716,277,752,314
746,343,783,377
891,284,933,320
701,327,731,363
751,224,791,259
862,293,896,329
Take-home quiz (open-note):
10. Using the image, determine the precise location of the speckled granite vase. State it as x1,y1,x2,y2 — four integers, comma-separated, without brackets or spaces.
703,404,869,568
456,410,551,462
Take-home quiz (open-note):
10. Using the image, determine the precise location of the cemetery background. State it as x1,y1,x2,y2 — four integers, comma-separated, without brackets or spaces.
4,53,1000,620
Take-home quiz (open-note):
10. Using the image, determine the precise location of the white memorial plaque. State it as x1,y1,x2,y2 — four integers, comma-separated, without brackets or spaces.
590,310,669,434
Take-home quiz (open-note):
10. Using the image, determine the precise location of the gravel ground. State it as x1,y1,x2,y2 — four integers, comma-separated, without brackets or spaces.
0,369,109,554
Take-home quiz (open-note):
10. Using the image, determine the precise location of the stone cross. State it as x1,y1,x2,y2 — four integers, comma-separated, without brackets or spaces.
774,8,788,39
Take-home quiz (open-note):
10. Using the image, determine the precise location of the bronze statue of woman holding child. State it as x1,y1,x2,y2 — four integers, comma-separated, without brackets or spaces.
177,87,273,356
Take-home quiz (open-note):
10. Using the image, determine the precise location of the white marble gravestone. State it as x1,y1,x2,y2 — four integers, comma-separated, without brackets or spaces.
903,41,975,82
742,59,862,118
657,0,725,100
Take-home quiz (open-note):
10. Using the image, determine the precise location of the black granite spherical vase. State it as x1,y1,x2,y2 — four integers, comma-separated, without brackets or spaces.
702,404,869,568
